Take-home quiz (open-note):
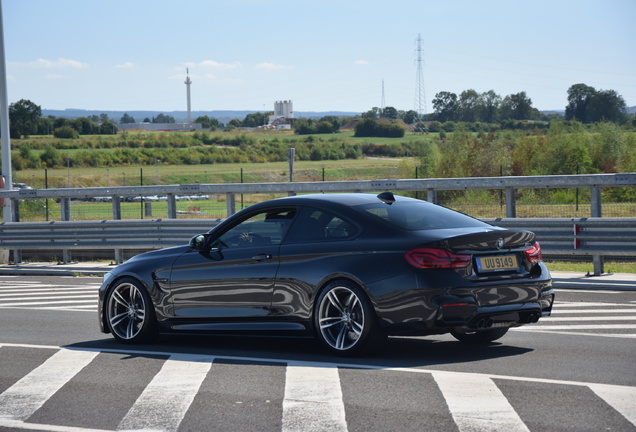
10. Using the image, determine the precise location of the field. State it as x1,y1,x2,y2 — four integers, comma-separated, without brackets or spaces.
9,127,635,220
15,157,406,188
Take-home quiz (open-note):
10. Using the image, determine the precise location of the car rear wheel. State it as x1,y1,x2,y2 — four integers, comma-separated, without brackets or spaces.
451,327,509,343
105,278,156,344
315,280,382,356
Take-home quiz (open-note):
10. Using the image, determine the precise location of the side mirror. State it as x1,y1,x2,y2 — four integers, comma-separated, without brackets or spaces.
189,234,207,251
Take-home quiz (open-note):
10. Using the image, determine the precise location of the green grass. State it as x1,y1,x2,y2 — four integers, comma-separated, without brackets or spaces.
544,260,636,274
15,158,406,189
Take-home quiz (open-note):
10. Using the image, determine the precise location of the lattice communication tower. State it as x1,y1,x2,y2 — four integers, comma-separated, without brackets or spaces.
414,34,427,119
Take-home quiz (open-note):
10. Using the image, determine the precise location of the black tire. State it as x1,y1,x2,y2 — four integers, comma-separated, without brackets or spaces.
314,280,383,356
105,277,156,344
451,327,509,344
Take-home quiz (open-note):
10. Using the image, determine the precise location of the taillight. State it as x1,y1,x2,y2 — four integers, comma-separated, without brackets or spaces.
405,248,471,269
524,241,542,264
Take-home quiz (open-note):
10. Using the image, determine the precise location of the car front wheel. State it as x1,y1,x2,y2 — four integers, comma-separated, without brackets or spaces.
315,280,382,356
105,278,156,344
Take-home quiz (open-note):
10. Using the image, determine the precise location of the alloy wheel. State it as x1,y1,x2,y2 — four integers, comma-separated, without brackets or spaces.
318,285,366,352
107,281,148,342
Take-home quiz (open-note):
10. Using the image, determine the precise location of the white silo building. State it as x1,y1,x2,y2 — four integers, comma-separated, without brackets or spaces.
268,100,294,129
274,100,293,118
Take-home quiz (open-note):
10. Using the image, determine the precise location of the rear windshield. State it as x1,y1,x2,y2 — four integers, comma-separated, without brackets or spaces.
355,201,490,231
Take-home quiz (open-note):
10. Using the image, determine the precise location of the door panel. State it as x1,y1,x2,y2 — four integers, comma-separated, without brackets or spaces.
169,246,279,318
168,208,296,319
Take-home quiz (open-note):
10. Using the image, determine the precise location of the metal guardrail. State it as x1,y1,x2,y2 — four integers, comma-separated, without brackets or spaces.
1,217,634,275
0,219,221,265
484,218,636,274
1,173,635,220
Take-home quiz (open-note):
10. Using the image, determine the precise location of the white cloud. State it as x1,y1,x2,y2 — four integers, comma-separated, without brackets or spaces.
353,60,369,66
255,62,289,70
115,62,134,69
189,60,242,70
32,58,88,68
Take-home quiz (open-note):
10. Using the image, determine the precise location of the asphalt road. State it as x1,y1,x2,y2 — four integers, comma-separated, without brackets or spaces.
0,275,634,432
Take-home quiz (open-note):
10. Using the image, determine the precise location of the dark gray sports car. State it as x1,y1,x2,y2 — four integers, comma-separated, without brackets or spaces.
98,192,554,355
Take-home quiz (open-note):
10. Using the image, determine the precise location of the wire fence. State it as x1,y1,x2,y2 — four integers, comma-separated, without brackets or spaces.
7,164,635,221
10,188,634,222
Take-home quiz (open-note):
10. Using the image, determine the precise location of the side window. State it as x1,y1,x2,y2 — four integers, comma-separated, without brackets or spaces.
285,207,359,243
214,209,295,249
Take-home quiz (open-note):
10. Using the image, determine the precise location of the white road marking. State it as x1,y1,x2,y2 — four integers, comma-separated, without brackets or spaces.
523,324,636,330
511,329,636,338
0,295,96,301
589,383,636,427
117,354,212,432
0,300,96,307
283,363,348,432
542,316,636,321
555,302,636,308
0,283,98,312
433,372,529,432
0,349,99,421
0,290,97,297
0,418,110,431
555,289,626,294
551,309,636,314
0,344,635,431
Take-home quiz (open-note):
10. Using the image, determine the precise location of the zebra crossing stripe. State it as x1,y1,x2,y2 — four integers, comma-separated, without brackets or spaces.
433,372,530,432
283,364,347,432
520,324,636,330
542,316,636,321
550,309,636,314
0,300,96,307
0,349,99,422
588,383,636,426
117,354,212,432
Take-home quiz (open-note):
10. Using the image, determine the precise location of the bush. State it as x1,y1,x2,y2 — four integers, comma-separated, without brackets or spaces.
53,126,79,139
40,145,64,167
354,119,405,138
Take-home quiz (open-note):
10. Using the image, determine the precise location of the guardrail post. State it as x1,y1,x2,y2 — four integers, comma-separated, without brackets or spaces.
167,194,177,218
590,186,602,217
112,196,123,264
505,188,517,218
60,198,72,264
112,196,121,219
592,255,605,276
427,189,437,204
226,193,236,217
10,198,21,264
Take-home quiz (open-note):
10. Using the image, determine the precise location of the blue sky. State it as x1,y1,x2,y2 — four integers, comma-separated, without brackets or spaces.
4,0,635,114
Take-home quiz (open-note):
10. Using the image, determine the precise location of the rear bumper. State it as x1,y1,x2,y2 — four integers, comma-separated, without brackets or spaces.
374,269,553,335
450,293,554,330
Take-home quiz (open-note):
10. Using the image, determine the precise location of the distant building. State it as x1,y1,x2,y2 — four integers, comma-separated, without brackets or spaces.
274,100,293,118
267,100,294,130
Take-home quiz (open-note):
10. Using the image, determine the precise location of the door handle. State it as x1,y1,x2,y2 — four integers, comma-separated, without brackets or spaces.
251,253,272,262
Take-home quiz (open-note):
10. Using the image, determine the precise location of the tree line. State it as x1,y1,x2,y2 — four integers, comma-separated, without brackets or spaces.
8,99,118,139
120,113,180,124
5,82,632,141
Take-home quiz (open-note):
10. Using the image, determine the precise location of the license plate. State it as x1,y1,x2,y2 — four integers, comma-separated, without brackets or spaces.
476,255,519,272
